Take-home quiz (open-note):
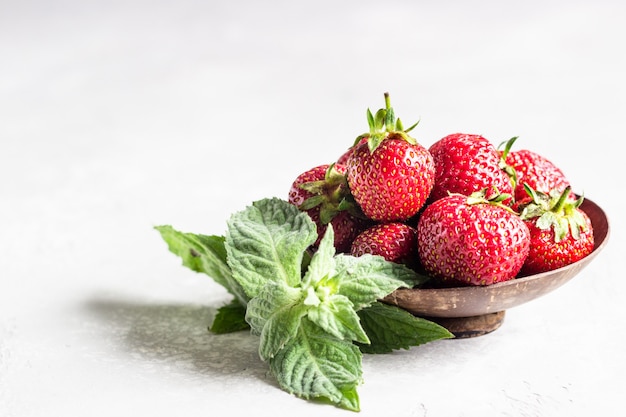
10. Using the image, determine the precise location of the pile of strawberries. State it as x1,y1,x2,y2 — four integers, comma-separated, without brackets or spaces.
288,93,595,287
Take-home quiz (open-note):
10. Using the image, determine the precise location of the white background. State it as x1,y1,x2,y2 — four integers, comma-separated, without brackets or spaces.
1,1,623,416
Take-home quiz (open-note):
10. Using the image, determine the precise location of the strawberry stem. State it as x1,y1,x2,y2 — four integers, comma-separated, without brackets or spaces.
552,185,572,213
498,136,519,189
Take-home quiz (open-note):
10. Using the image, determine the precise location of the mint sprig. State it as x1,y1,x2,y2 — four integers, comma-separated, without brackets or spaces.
155,197,453,411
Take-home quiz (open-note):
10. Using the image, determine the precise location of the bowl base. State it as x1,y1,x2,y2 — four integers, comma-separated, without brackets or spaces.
423,311,506,338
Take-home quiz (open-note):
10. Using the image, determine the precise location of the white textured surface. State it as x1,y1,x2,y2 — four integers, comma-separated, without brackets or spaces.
1,1,624,416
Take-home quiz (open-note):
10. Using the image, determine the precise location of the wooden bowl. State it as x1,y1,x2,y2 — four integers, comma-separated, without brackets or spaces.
382,198,610,338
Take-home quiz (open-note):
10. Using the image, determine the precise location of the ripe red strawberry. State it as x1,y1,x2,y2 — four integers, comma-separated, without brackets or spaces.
337,147,353,166
417,189,531,286
346,93,435,222
516,185,594,275
428,133,514,204
499,137,572,202
350,222,418,267
337,137,366,166
288,163,369,253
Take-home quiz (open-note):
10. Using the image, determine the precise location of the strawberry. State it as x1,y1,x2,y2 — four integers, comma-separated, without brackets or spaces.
516,185,594,275
288,163,369,253
337,147,353,166
499,136,572,202
428,133,514,204
337,137,366,166
350,222,418,267
417,189,531,286
346,93,435,222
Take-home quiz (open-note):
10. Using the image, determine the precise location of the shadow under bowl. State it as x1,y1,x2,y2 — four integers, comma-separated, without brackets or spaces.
382,198,610,338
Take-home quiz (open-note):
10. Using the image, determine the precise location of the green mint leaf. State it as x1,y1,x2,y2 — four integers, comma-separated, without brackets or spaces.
269,318,362,412
332,253,426,311
356,302,454,354
245,281,307,361
154,225,227,278
301,221,336,288
307,295,369,344
154,225,248,305
209,300,250,334
225,198,317,298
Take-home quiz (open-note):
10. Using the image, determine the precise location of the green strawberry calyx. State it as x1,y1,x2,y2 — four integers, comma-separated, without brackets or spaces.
464,186,515,213
518,184,589,242
353,92,420,152
297,163,364,224
497,135,520,190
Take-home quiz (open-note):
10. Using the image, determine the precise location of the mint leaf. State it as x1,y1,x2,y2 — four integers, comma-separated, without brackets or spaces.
269,318,362,412
301,218,336,287
307,294,369,344
154,225,227,279
209,300,249,334
333,253,425,311
154,225,248,305
225,198,317,298
357,302,454,354
245,281,308,361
